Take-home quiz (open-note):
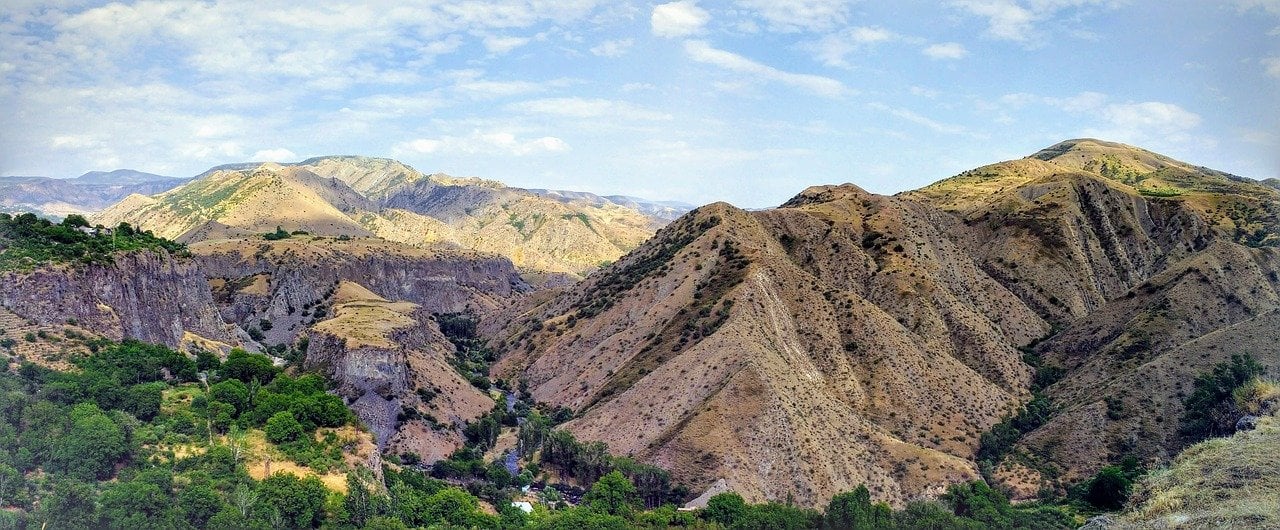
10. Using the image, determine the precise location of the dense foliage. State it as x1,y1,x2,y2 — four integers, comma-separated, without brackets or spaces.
0,213,186,270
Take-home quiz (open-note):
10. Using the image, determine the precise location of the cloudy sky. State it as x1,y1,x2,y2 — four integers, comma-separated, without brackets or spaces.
1,1,1277,207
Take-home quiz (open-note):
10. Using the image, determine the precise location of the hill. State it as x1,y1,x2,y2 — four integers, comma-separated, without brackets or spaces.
487,139,1280,509
94,156,686,277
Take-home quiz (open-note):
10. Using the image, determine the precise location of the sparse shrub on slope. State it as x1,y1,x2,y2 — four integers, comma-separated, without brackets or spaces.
1179,354,1264,444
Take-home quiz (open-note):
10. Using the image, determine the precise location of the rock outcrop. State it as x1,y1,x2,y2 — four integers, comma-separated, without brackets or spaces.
0,249,240,347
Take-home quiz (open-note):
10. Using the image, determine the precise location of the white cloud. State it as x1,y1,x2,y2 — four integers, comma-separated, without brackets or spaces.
951,0,1120,43
482,35,531,54
1046,91,1109,112
952,0,1036,41
651,1,710,38
1263,56,1280,78
250,148,297,162
923,42,969,59
590,38,634,57
807,26,897,67
1100,102,1202,135
395,131,570,157
736,0,851,32
683,40,847,98
509,98,672,121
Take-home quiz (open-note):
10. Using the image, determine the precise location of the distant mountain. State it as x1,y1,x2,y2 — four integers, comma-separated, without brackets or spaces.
94,156,677,277
486,139,1280,508
74,169,176,185
0,170,185,219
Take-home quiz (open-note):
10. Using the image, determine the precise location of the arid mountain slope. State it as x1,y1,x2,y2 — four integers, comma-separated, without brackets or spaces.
491,187,1052,508
93,164,375,241
490,139,1279,509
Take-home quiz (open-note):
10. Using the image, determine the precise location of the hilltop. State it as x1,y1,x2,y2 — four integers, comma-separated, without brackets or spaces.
0,169,184,219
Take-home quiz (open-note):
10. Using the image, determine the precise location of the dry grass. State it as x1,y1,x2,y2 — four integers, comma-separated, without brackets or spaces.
1118,414,1280,529
1233,378,1280,415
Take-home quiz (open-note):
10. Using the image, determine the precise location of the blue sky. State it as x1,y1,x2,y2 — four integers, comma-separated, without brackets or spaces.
1,0,1277,207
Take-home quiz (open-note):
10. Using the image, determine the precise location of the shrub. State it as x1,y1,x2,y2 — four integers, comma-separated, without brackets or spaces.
1180,354,1264,443
265,412,304,444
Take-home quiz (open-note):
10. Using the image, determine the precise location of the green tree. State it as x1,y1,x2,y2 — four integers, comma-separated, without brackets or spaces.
703,492,749,527
124,381,164,420
826,485,893,530
425,487,480,526
99,478,177,529
1180,354,1264,443
210,379,250,414
1084,466,1132,510
36,479,100,530
583,470,641,517
49,402,127,480
221,349,280,384
257,473,328,529
179,483,225,527
265,411,305,444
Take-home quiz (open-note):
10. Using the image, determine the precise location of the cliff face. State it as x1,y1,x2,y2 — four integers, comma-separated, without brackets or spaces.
191,237,527,346
301,281,493,460
0,249,240,348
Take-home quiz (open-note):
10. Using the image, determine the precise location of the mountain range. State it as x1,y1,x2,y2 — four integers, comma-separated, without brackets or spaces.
0,138,1276,520
93,156,691,279
0,169,186,218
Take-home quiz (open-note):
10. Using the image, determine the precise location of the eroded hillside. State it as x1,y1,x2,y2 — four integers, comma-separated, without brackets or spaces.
488,139,1280,509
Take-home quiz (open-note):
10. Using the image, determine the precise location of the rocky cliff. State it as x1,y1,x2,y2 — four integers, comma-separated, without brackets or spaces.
0,249,241,348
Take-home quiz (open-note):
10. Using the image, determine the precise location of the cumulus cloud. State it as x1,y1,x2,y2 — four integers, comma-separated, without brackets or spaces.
395,131,570,156
923,42,969,59
590,38,633,57
1100,102,1202,135
683,40,847,98
250,148,297,162
651,1,710,38
735,0,851,32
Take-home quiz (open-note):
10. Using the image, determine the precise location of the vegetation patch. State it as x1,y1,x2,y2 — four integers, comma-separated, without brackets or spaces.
0,213,186,271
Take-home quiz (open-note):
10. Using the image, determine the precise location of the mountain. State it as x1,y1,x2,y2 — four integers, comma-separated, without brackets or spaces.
486,139,1280,508
0,170,185,219
94,156,679,277
94,164,375,242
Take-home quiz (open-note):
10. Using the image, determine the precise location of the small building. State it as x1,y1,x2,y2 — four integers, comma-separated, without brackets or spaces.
511,501,533,514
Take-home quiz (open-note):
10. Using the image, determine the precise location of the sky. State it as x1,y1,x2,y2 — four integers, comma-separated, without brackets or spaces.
0,1,1277,208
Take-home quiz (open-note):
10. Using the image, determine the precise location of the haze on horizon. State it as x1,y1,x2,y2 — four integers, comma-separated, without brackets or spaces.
1,0,1277,208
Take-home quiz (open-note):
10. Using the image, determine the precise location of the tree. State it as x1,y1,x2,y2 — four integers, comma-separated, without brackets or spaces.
36,479,100,530
1180,354,1264,443
584,470,641,517
1084,466,1132,510
221,349,280,384
257,473,327,529
124,382,164,421
99,478,177,529
49,402,127,480
425,487,480,527
211,379,250,414
62,214,90,228
703,492,749,527
179,483,225,527
196,349,222,372
826,485,893,530
265,411,305,444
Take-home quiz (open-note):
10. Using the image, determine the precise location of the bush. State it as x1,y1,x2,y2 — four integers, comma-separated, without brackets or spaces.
1084,466,1131,510
1180,354,1264,443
